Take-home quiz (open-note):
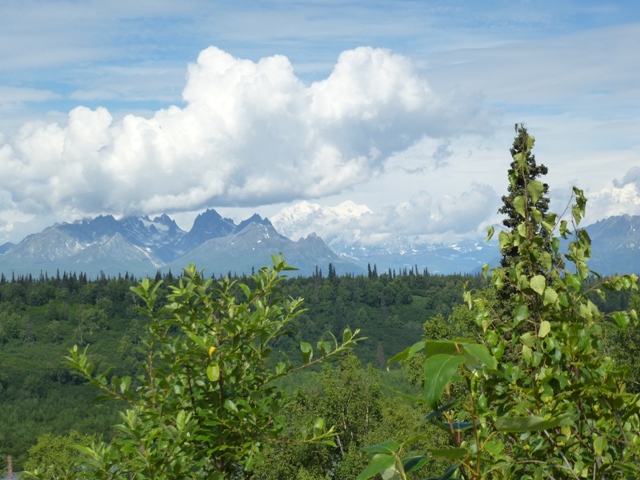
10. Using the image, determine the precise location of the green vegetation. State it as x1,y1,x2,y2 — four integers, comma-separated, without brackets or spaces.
31,257,363,478
358,130,640,479
0,258,481,475
23,430,94,480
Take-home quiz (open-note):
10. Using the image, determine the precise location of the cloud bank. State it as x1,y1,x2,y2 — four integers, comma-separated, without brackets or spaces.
272,183,500,246
0,46,489,230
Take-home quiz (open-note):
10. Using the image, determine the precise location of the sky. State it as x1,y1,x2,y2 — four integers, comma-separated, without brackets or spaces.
1,0,639,246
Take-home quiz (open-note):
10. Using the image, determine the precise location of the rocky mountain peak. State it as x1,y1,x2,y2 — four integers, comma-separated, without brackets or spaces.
234,213,274,234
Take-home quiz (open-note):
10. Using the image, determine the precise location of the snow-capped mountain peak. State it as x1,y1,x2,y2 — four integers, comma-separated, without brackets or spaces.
272,200,372,241
332,200,372,218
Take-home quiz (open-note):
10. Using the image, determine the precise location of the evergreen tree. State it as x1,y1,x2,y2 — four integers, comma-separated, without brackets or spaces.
498,124,550,269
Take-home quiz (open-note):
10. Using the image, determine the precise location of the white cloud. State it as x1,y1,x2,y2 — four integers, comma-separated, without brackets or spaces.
369,183,499,239
0,86,61,105
588,164,640,221
0,46,487,232
272,183,499,246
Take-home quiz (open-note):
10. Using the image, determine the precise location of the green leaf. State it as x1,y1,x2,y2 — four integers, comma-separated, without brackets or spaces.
484,440,505,459
386,341,425,368
462,343,497,370
572,204,583,225
424,354,465,410
424,340,467,358
239,283,251,299
402,456,431,473
438,421,474,432
612,311,630,330
526,134,535,152
357,453,396,480
176,410,187,431
428,447,468,460
313,418,326,437
317,339,332,355
342,327,352,344
530,275,546,295
186,332,207,349
362,440,401,455
119,375,131,394
495,414,572,432
522,344,532,364
594,436,607,455
381,466,402,480
300,342,313,364
513,152,526,167
485,226,495,242
527,180,544,203
538,321,551,338
514,304,530,322
224,399,238,413
498,231,513,250
543,287,558,306
520,332,535,347
463,289,472,308
513,196,526,218
206,364,220,382
566,272,582,291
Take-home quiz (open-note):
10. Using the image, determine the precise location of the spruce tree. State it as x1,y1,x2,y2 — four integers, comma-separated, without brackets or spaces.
498,124,550,269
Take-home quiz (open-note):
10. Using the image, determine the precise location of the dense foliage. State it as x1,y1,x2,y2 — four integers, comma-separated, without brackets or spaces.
0,258,483,474
25,257,363,478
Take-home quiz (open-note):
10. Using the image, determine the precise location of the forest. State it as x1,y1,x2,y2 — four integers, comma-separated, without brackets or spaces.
0,263,485,473
2,127,640,479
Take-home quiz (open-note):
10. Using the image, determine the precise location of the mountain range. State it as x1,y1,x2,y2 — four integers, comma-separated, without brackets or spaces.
0,210,362,278
1,206,640,278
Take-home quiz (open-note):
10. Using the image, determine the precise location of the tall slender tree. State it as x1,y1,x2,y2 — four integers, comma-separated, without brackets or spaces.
498,124,550,269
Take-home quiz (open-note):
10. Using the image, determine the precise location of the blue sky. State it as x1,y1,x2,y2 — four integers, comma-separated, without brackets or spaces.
0,0,639,245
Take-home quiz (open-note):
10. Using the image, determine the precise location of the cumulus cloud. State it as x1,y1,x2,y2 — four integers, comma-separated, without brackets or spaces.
613,166,640,189
273,183,499,246
365,183,499,239
0,46,488,226
589,165,640,220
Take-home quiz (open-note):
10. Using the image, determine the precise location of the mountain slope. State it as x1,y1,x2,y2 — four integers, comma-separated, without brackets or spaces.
584,215,640,275
168,220,364,276
0,242,14,255
172,209,235,256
